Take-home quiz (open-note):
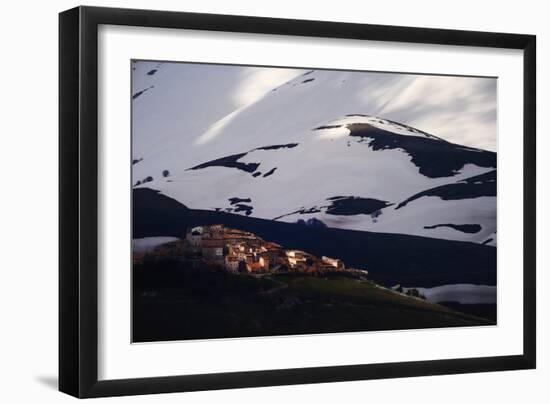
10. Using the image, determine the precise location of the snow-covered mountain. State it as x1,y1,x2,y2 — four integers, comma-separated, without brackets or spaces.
132,63,497,246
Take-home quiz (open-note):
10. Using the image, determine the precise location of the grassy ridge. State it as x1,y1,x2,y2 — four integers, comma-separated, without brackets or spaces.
133,259,493,343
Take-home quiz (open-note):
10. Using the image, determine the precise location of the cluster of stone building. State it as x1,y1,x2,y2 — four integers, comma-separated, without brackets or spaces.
133,224,367,277
183,224,367,276
185,224,276,273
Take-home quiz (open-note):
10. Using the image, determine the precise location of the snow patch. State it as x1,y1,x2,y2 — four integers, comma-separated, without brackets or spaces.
405,284,496,304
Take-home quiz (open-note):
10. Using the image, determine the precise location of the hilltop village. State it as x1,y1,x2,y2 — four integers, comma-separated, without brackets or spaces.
134,224,369,278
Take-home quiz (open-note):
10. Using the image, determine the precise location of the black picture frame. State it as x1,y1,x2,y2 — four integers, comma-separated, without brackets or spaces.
59,5,536,398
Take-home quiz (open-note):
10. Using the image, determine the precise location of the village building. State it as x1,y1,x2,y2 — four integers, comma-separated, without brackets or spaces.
263,243,285,268
248,261,263,273
186,226,203,243
168,224,366,279
201,238,225,264
224,255,240,272
348,268,369,277
286,250,305,268
321,256,345,270
223,228,257,243
286,250,316,271
258,255,270,271
204,224,225,239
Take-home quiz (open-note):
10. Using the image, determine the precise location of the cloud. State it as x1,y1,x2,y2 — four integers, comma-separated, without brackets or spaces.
232,67,304,106
136,61,497,152
194,67,305,145
373,75,497,151
194,107,243,145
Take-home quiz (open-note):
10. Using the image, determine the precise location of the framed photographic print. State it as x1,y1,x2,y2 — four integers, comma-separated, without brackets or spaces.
59,6,536,398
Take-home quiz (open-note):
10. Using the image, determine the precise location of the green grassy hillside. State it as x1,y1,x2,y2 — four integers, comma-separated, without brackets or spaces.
133,259,493,343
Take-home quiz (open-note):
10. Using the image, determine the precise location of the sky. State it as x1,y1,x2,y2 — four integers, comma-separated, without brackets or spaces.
133,61,497,152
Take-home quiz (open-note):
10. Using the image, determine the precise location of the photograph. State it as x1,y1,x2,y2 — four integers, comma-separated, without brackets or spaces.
131,61,498,343
0,0,542,401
